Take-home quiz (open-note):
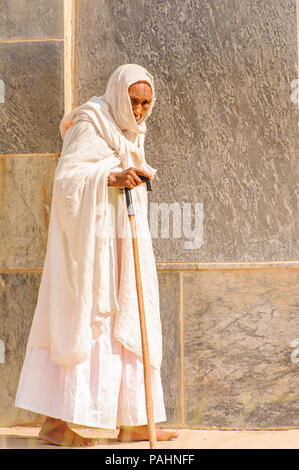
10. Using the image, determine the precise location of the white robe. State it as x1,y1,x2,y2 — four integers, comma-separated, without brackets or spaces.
26,117,163,370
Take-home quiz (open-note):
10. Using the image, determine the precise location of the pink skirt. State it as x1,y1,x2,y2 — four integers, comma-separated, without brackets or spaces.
14,311,167,429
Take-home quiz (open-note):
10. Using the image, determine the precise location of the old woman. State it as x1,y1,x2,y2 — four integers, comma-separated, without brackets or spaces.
14,64,179,446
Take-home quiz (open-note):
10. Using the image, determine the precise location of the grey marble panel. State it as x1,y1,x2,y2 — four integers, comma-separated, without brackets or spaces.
0,41,64,154
158,271,181,426
75,0,298,262
0,271,181,427
183,269,299,428
0,0,63,40
0,272,43,426
0,155,59,269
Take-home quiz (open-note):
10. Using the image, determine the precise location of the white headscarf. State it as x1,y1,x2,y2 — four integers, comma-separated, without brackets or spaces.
60,63,156,171
105,63,156,132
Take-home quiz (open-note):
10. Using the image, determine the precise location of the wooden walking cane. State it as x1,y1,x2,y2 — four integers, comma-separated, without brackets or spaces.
124,176,157,449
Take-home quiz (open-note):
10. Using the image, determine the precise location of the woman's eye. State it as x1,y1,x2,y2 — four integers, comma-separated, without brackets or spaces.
142,101,149,106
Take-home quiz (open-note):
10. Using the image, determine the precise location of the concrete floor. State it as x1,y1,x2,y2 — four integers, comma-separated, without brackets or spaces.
1,426,299,449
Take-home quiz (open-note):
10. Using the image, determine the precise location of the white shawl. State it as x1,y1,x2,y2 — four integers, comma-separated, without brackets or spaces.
26,64,163,370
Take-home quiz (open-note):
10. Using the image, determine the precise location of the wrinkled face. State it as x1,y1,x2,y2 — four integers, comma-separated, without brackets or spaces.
128,81,153,123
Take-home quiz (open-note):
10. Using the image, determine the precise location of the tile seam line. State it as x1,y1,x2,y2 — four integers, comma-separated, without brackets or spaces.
0,153,61,157
156,267,299,271
156,260,299,264
169,426,299,431
2,264,299,274
179,271,185,428
0,38,64,44
157,263,299,271
0,269,43,274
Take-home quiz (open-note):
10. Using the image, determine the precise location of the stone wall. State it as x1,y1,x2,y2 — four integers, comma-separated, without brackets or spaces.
75,0,299,262
0,0,64,426
159,263,299,428
0,0,298,428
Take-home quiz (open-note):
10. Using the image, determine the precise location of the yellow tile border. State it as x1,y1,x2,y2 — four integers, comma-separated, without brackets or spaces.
0,268,42,274
64,0,76,114
297,0,299,105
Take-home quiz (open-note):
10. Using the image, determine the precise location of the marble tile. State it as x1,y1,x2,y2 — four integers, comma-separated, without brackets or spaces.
0,0,63,40
158,271,181,425
0,272,44,426
0,155,59,269
0,41,64,154
75,0,298,262
0,270,181,427
183,269,299,427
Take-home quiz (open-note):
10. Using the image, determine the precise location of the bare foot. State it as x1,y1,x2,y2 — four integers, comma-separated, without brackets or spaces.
117,425,180,442
39,417,98,447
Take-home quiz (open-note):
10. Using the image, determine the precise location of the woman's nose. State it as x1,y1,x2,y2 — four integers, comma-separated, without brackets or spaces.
134,104,142,119
135,103,142,114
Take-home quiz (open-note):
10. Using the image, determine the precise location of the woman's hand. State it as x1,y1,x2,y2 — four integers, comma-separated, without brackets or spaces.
108,167,153,189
